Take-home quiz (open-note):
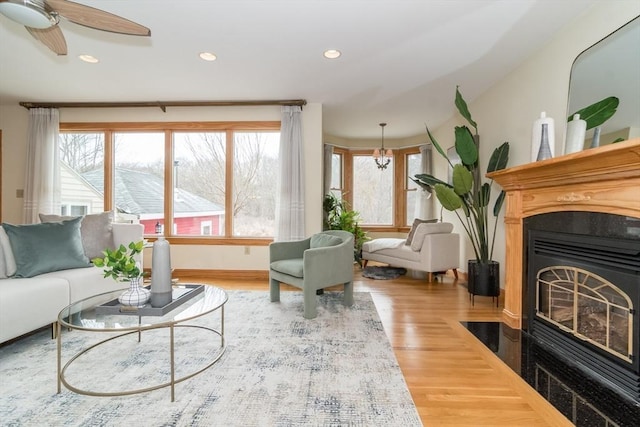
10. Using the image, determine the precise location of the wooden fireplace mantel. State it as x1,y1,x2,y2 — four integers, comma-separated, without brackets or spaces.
487,138,640,329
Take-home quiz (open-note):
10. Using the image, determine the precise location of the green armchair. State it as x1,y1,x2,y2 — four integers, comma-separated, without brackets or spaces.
269,230,354,319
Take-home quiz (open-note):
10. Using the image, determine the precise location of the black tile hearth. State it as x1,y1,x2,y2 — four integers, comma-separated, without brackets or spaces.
461,321,640,427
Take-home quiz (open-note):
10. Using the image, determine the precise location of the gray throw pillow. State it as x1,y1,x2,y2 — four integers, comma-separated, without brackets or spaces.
405,218,438,245
0,226,17,277
2,217,90,278
39,211,115,259
410,222,454,251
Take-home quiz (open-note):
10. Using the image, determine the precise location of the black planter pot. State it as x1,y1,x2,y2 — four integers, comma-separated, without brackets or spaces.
467,260,500,307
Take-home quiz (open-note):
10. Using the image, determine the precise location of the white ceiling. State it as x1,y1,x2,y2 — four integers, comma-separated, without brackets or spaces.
0,0,598,139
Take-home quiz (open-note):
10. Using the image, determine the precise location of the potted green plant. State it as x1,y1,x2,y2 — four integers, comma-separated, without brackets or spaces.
92,240,150,306
323,193,370,266
411,87,509,302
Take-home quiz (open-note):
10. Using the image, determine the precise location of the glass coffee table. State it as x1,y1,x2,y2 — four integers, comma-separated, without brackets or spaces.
56,284,227,401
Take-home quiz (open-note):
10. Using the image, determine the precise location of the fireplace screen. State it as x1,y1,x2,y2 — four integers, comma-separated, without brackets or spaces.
536,266,633,363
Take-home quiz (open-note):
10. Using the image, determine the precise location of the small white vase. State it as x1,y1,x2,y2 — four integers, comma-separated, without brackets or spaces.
564,113,587,155
119,277,150,306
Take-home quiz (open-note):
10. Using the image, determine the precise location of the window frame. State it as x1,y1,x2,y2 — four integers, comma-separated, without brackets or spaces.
60,121,281,246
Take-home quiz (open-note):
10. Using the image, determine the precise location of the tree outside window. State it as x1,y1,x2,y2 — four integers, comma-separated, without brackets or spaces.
352,154,393,225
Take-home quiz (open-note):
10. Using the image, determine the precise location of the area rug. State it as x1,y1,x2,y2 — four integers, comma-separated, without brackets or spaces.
0,290,421,427
362,266,407,280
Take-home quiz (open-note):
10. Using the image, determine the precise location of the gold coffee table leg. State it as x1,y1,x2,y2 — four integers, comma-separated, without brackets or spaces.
56,322,62,393
170,324,175,402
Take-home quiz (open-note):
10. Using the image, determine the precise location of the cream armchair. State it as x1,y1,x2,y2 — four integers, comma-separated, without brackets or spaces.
269,230,354,319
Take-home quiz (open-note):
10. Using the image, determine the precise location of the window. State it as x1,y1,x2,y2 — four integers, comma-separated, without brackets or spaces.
173,132,225,237
232,131,279,237
58,132,105,215
339,146,421,230
352,154,393,225
405,152,422,226
61,203,88,216
114,132,165,235
59,121,280,241
330,151,344,200
200,220,213,236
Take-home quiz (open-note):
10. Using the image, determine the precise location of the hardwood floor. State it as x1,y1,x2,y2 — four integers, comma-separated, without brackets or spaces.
178,268,573,426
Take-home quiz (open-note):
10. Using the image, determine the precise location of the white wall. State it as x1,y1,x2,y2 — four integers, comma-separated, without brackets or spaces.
427,1,640,283
0,103,324,271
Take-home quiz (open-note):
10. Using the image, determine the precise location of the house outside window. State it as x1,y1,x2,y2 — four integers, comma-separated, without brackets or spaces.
58,133,105,215
60,203,88,216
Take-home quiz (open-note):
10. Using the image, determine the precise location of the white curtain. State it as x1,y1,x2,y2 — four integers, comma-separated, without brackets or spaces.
322,144,334,230
275,106,305,241
323,144,334,196
23,108,60,224
413,144,434,220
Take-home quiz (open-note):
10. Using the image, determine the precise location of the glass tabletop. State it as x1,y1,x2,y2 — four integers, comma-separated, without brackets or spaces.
58,284,228,331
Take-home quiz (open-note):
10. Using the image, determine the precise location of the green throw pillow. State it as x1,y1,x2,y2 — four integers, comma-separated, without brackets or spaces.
2,217,90,278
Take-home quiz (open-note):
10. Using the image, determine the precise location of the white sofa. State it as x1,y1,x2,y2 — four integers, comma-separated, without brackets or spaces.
0,218,143,344
361,221,459,281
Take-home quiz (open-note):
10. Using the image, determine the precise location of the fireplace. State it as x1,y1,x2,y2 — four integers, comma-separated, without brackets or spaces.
524,212,640,401
487,138,640,403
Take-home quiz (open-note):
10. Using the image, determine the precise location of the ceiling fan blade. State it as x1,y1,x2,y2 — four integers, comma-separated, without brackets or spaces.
44,0,150,36
26,24,67,55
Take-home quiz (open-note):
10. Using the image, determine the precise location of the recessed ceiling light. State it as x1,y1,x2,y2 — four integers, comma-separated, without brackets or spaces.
199,52,217,61
78,54,99,64
323,49,341,59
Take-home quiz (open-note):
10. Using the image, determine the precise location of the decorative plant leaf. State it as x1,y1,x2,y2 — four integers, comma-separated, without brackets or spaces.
487,142,510,173
412,173,449,189
426,125,451,165
476,183,490,208
460,198,470,218
455,86,477,132
452,164,473,196
493,190,506,217
434,184,462,211
569,96,619,130
91,240,145,281
454,126,478,167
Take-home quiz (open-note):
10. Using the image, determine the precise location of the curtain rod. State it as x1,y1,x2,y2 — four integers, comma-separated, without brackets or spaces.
19,99,307,112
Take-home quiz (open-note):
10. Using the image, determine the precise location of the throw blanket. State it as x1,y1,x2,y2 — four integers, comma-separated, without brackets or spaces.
364,238,406,253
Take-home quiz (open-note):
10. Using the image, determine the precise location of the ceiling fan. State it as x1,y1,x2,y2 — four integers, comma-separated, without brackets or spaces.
0,0,150,56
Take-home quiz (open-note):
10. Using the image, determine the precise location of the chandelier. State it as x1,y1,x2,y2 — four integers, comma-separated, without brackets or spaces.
373,122,392,170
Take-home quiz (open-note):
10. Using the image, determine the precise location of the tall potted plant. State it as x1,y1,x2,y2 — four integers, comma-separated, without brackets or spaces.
411,87,509,302
323,193,369,266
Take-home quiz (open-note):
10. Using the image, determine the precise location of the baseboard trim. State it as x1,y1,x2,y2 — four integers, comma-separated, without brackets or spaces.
173,269,269,280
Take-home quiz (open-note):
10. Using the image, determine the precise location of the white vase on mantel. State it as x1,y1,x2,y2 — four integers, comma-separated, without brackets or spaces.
564,113,587,155
531,112,555,162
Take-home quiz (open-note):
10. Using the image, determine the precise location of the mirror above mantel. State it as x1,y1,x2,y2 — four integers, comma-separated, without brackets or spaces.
567,16,640,147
